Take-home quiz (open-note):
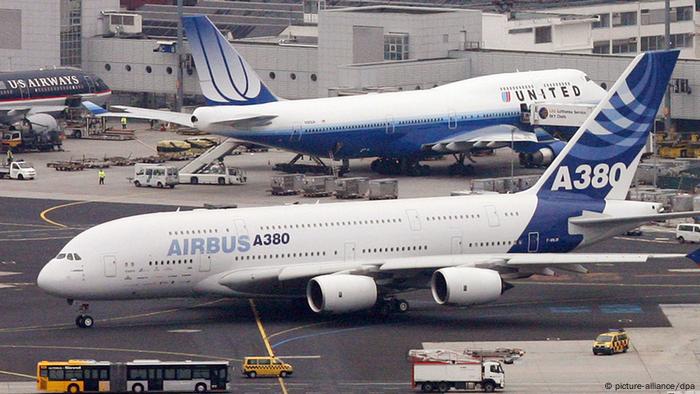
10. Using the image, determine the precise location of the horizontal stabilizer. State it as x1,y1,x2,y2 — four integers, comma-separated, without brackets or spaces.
569,211,700,226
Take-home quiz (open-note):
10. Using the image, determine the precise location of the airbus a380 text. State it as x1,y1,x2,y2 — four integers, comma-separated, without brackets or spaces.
42,50,700,328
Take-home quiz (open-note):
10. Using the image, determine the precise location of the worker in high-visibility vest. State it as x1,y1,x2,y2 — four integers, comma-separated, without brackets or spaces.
98,169,106,185
120,117,128,130
6,148,13,165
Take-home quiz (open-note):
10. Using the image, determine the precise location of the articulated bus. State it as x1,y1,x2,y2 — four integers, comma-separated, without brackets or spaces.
37,359,230,393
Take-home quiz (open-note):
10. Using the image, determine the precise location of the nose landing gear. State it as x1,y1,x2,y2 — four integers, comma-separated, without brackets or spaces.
75,303,94,328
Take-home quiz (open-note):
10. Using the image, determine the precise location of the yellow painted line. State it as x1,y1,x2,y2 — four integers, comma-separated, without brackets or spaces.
0,222,59,228
0,345,238,362
248,299,288,394
0,368,35,380
39,201,90,228
267,321,331,340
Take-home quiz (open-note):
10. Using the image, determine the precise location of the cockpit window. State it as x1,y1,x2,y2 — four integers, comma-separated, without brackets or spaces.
56,253,66,259
73,253,82,260
67,254,74,260
584,75,591,82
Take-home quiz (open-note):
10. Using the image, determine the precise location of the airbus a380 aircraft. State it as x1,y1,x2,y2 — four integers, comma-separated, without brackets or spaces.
41,50,699,328
104,15,607,175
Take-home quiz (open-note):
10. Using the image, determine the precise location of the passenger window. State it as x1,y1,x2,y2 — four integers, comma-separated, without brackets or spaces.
248,359,258,365
695,227,700,233
490,365,498,373
259,359,271,365
164,368,176,380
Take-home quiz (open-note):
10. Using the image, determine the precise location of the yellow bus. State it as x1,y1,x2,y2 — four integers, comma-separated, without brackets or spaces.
37,359,231,393
37,360,110,393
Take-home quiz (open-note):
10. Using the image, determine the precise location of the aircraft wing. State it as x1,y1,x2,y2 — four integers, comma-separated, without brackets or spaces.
93,105,195,128
217,250,696,293
426,125,537,153
0,106,67,123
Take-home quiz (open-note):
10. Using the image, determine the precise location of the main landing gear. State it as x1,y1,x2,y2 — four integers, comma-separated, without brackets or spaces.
373,297,410,317
447,153,475,176
71,301,95,328
370,158,430,176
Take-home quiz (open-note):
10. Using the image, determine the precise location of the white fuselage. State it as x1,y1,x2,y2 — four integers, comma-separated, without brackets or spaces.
38,193,655,301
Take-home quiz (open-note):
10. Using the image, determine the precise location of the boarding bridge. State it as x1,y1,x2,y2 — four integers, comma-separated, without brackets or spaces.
179,138,241,174
521,103,596,127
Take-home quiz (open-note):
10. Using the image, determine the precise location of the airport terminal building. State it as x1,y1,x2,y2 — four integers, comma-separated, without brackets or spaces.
1,0,700,130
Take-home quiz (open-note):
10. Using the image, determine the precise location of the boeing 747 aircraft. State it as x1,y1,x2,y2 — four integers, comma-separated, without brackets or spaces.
41,50,699,328
101,15,606,175
0,68,111,128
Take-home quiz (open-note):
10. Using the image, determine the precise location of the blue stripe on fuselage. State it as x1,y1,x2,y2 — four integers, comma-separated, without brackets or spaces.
508,195,605,253
214,113,574,159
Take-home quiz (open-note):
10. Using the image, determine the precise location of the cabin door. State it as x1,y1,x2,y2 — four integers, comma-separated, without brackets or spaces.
528,232,539,253
103,255,117,277
386,116,395,134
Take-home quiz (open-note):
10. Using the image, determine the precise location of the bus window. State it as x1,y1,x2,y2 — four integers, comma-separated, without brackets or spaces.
48,369,64,380
128,368,147,380
193,368,210,379
40,368,48,377
99,368,109,380
177,368,192,380
164,368,176,380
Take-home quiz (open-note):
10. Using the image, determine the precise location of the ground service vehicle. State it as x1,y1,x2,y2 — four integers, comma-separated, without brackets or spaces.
37,359,230,393
133,164,178,188
179,163,246,185
676,223,700,243
592,329,630,355
0,160,36,180
242,357,293,378
409,349,505,392
2,125,62,152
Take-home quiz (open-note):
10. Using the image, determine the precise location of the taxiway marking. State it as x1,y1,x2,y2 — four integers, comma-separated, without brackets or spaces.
249,299,288,394
40,201,90,228
0,369,34,380
669,268,700,273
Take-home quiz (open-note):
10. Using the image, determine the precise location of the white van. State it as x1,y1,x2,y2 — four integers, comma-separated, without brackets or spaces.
133,164,178,188
676,223,700,243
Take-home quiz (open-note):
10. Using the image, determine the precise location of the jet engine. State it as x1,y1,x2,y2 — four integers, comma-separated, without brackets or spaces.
306,274,377,314
431,267,509,306
519,140,566,167
23,114,60,134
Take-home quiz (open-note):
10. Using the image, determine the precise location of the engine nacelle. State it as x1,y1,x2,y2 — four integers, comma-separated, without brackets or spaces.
306,274,377,314
519,140,566,167
23,114,60,134
431,267,505,306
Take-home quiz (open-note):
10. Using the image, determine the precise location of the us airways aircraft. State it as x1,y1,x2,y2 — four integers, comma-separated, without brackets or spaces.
0,68,111,127
102,15,606,175
40,50,700,328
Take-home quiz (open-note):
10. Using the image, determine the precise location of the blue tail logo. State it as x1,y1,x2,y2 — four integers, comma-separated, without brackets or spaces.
530,50,679,201
182,15,277,106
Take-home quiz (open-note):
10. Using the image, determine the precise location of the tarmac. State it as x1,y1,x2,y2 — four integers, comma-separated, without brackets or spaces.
0,120,698,393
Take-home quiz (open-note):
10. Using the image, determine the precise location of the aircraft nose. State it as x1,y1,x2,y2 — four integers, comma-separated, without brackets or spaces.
37,261,64,296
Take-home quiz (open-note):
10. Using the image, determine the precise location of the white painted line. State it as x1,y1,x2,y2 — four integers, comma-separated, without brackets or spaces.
0,285,14,289
167,329,201,333
279,355,321,359
0,272,21,277
669,268,700,273
614,236,676,244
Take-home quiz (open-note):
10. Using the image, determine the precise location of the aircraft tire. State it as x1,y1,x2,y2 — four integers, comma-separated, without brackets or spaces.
81,315,94,328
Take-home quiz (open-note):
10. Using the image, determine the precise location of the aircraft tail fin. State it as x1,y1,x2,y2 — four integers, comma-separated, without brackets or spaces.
182,15,278,106
526,50,679,200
